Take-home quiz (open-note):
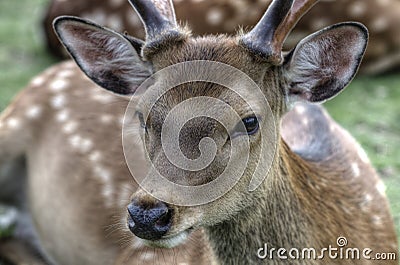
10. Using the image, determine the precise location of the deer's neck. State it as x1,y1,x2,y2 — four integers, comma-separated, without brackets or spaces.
206,140,312,264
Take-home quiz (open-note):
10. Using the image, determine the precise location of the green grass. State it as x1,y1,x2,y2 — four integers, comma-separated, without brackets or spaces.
0,0,57,109
1,0,400,248
325,76,400,239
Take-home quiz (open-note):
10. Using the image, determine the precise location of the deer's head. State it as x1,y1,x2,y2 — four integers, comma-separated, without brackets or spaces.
54,0,367,248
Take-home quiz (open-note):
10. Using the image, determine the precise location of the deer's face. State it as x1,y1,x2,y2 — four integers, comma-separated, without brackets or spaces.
125,41,278,247
54,0,368,249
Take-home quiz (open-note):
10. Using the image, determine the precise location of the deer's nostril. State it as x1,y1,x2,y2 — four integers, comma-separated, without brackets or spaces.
155,208,173,229
127,200,173,240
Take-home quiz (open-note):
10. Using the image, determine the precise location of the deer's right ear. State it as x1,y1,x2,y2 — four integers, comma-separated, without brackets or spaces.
53,16,152,95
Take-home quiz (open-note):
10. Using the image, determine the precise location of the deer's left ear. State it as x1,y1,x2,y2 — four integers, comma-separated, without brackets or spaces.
53,16,152,95
283,22,368,104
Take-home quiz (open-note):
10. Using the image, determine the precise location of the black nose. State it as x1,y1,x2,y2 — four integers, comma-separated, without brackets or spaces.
127,200,173,240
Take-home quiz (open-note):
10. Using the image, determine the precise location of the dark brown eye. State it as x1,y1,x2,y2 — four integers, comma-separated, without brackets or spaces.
242,116,259,135
232,116,259,137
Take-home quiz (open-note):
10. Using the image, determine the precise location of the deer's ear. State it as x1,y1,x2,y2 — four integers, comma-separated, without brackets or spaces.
283,22,368,104
53,16,152,95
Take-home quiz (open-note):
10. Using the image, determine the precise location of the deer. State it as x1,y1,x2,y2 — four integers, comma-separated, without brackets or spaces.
0,57,216,265
0,0,398,264
43,0,400,75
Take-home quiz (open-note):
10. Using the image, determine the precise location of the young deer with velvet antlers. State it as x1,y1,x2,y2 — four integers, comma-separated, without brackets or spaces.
0,0,398,264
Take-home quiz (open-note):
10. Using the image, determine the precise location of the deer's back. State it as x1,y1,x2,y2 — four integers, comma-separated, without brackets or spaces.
281,103,398,258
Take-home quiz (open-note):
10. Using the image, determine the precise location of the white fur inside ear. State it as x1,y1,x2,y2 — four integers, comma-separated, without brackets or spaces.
55,17,153,95
283,23,368,105
284,38,335,104
89,30,153,88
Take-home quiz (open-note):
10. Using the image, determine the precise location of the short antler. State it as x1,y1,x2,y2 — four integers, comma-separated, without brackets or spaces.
128,0,176,37
241,0,319,64
128,0,186,57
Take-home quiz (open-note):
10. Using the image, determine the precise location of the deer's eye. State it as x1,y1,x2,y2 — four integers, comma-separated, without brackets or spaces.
242,116,259,135
233,116,259,138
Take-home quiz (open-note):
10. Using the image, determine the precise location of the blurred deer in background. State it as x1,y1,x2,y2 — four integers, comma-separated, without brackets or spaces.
43,0,400,75
0,0,398,264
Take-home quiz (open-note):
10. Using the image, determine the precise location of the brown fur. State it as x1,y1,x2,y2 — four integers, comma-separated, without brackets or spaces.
0,62,216,265
1,40,398,264
122,34,397,264
1,1,398,264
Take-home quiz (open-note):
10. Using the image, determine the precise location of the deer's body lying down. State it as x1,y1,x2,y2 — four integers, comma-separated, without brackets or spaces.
0,0,398,264
0,61,216,264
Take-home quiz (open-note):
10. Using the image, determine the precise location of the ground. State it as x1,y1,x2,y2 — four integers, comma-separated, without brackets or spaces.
0,0,399,253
